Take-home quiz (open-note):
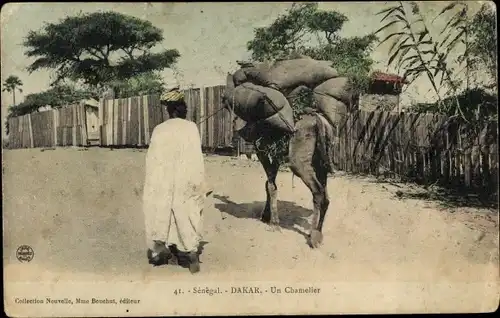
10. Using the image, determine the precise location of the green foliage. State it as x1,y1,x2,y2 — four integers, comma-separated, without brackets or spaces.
8,84,97,117
246,2,377,94
2,75,23,106
376,2,445,95
255,134,291,166
246,2,378,162
290,89,316,122
409,87,498,120
246,3,319,62
303,34,377,94
23,11,180,87
105,71,166,98
375,1,497,122
468,4,497,87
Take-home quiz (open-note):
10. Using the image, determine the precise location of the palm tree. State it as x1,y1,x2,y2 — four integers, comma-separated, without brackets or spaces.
2,75,23,106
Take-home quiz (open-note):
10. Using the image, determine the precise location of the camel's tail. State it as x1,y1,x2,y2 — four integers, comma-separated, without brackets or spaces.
314,113,336,174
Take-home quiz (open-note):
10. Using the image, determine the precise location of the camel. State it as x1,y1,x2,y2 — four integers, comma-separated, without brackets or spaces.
231,107,337,248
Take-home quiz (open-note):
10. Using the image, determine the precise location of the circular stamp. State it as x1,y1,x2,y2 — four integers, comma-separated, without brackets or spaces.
16,245,34,263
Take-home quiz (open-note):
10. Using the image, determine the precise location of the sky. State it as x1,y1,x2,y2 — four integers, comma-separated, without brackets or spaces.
0,1,491,137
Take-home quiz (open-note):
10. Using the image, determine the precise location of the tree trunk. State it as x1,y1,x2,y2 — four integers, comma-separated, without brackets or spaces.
12,90,16,106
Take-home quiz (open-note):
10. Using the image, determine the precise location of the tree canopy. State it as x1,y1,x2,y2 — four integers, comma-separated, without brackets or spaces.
246,3,377,92
23,11,180,88
8,84,98,117
106,71,166,98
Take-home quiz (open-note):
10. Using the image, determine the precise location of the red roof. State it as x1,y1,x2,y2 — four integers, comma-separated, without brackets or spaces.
371,71,408,84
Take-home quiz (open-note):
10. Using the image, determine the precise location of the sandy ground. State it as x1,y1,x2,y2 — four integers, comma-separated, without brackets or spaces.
3,147,499,314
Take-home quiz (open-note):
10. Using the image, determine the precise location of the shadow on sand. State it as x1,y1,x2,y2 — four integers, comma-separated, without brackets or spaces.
368,179,499,211
213,194,314,242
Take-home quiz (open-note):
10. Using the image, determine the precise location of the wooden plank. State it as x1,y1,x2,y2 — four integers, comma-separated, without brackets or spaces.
489,141,498,191
62,126,67,147
71,106,77,146
206,87,213,149
11,117,16,148
130,97,138,146
7,118,13,148
352,110,358,172
117,98,123,146
401,113,411,179
472,132,481,188
442,120,450,184
108,99,113,145
185,88,192,122
99,102,105,146
127,97,131,145
27,113,34,148
77,104,81,145
356,111,363,174
479,124,491,188
121,97,126,145
75,105,80,146
138,96,143,146
19,116,23,148
99,99,105,146
18,116,22,148
30,112,38,147
107,99,113,146
75,125,80,146
82,105,88,146
20,115,26,148
101,101,107,146
76,105,81,145
16,116,21,148
25,114,30,148
113,98,118,145
99,98,104,135
199,86,206,146
359,110,366,174
143,95,150,144
464,148,472,187
213,86,220,147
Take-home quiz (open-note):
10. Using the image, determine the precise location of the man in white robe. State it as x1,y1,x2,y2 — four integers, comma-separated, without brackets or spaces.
142,91,208,273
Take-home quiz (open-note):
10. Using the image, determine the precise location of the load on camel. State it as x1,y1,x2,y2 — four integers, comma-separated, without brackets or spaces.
222,57,359,248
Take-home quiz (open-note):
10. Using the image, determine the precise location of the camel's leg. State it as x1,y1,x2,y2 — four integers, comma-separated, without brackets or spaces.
315,166,330,233
255,150,281,229
289,116,328,248
291,165,327,248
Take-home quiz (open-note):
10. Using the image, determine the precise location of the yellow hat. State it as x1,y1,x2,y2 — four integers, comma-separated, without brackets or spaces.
160,90,184,102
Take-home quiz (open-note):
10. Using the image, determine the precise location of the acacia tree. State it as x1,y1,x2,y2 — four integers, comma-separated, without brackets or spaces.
246,3,377,92
23,11,180,92
2,75,23,106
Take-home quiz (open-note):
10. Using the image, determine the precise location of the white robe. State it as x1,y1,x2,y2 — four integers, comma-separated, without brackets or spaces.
142,118,206,253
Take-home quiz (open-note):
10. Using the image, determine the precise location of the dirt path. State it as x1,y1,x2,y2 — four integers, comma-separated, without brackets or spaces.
3,148,499,312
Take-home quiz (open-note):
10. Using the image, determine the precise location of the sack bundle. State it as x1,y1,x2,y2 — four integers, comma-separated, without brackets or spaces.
224,74,295,135
225,57,355,140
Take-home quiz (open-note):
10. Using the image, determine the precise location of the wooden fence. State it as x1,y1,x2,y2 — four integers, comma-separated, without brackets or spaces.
99,94,162,146
332,110,498,190
99,85,235,149
7,103,88,149
6,85,497,191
